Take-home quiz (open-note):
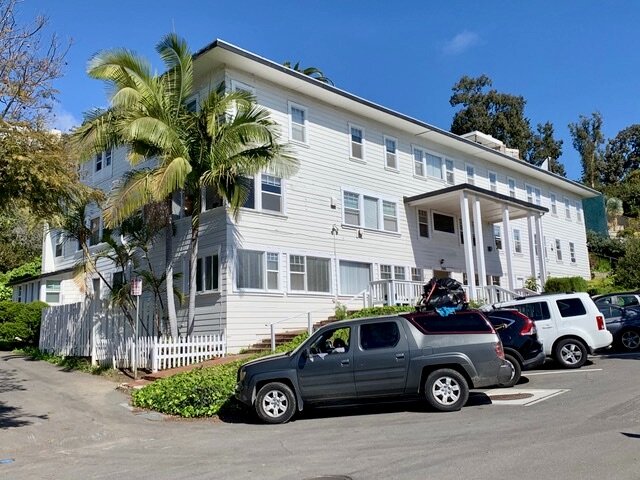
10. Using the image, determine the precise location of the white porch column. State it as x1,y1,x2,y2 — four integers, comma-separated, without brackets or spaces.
472,196,487,294
527,214,537,281
535,213,548,287
502,205,515,291
460,192,476,300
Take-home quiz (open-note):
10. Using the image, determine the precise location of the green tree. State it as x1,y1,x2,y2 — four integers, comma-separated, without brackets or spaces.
568,112,605,189
602,124,640,185
282,61,333,85
72,34,296,336
528,121,566,176
615,238,640,289
449,74,532,157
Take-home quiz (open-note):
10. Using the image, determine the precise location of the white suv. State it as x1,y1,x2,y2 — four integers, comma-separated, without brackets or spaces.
494,292,613,368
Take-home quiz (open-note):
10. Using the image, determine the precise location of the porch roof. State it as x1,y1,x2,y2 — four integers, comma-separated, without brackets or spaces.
404,183,548,223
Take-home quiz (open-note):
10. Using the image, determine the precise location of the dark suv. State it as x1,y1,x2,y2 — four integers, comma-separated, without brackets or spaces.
236,311,512,423
486,309,545,387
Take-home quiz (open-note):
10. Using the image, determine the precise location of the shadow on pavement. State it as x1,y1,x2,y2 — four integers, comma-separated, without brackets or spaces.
0,401,49,429
621,432,640,439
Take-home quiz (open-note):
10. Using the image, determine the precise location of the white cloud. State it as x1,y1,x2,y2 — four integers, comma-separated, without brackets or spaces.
50,105,81,132
442,31,480,55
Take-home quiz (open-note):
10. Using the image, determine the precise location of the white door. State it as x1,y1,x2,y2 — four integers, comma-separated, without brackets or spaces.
510,300,556,356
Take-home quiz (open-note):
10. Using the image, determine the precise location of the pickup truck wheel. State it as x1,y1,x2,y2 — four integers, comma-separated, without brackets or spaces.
498,354,521,388
620,329,640,351
424,369,469,412
554,338,587,369
255,382,297,424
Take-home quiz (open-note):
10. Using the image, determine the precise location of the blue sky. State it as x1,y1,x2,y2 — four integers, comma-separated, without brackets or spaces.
20,1,640,180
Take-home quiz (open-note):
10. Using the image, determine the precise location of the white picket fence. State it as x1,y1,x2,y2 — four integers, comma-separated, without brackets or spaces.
39,301,226,371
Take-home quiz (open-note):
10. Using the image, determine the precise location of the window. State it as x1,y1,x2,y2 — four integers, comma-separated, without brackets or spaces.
339,261,371,295
380,264,392,280
569,242,576,264
418,209,429,238
89,217,101,246
413,147,442,179
236,250,279,290
575,201,583,223
534,234,540,257
55,233,63,257
289,103,307,143
350,124,364,160
394,266,406,280
105,149,112,167
186,98,197,112
526,185,541,205
445,159,455,185
261,174,283,213
266,253,279,290
203,185,223,211
564,197,571,220
550,193,557,215
494,225,502,250
289,255,331,293
507,177,516,198
309,327,351,355
241,177,255,209
459,219,475,245
555,239,563,261
489,171,497,192
384,136,397,169
433,213,455,234
513,229,522,253
556,298,587,317
511,302,551,321
112,271,124,291
342,191,398,232
196,254,219,292
466,164,475,185
45,280,61,303
95,153,102,172
360,321,400,350
17,285,22,303
411,267,423,282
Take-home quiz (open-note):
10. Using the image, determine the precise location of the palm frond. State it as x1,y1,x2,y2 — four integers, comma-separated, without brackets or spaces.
104,169,154,227
156,33,193,113
71,108,121,161
151,157,192,200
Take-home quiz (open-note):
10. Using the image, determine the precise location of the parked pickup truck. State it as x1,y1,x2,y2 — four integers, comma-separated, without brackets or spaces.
236,310,512,423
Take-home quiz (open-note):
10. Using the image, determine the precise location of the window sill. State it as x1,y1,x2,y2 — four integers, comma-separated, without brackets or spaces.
239,208,288,219
290,139,310,149
349,157,366,165
384,166,400,174
412,174,447,184
196,290,221,296
235,289,284,296
341,224,401,237
287,291,334,298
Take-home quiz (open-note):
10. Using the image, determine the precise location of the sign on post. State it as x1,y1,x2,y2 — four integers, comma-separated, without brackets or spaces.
131,277,142,379
131,277,142,296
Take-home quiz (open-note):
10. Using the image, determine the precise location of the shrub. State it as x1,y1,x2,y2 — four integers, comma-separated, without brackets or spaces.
614,238,640,289
0,301,47,344
346,305,414,319
544,276,589,293
0,259,41,302
334,302,348,320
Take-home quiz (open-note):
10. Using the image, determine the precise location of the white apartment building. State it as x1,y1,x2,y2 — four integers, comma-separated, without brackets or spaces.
13,40,598,352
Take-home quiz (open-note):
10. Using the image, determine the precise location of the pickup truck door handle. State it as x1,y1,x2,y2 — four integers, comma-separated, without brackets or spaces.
395,353,405,360
340,359,350,366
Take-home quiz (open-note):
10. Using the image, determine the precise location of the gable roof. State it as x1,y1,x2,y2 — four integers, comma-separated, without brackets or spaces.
193,39,599,199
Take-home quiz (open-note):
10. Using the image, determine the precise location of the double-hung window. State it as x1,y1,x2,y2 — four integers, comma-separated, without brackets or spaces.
289,102,307,143
95,153,103,172
445,159,455,185
507,177,516,198
349,124,364,160
203,185,223,211
289,255,331,293
339,261,371,295
513,229,522,254
564,197,571,220
89,217,101,246
466,164,475,185
550,193,557,215
384,136,398,170
556,239,563,261
494,225,502,250
413,147,443,179
55,233,64,257
394,266,406,280
45,280,61,303
526,185,542,205
569,242,576,264
418,209,429,238
236,250,280,290
489,171,498,192
380,264,392,280
241,175,284,213
411,267,423,282
575,202,582,223
196,254,219,292
342,190,398,233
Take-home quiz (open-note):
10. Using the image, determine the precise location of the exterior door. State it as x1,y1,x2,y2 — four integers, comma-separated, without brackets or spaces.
297,326,356,401
511,300,556,355
354,319,409,397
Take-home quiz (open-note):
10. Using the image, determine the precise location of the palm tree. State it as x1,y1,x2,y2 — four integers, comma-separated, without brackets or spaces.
72,34,297,337
282,61,334,85
607,197,624,231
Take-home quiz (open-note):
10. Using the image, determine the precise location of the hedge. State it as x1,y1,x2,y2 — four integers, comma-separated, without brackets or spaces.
0,301,47,345
131,306,416,418
543,276,589,293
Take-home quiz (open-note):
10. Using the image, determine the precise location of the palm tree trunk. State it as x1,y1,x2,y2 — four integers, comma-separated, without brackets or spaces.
164,198,178,338
187,208,200,336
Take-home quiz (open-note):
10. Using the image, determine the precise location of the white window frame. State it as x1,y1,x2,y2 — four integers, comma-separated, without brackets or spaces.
488,171,498,192
383,135,398,171
89,216,102,247
556,239,563,262
445,159,455,185
432,210,457,236
513,228,522,254
550,192,558,215
564,197,572,220
493,225,502,250
507,177,516,198
288,254,332,294
341,188,399,233
525,184,541,205
575,201,583,223
380,264,392,280
393,266,406,280
55,232,64,258
338,260,372,296
105,148,112,167
231,79,256,96
196,251,221,294
569,242,576,264
288,101,308,145
348,123,365,161
417,209,429,238
412,145,443,181
235,249,281,292
465,164,475,185
411,267,424,282
240,174,286,215
45,280,61,304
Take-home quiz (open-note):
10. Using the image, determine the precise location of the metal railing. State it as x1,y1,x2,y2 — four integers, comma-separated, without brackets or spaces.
266,311,313,352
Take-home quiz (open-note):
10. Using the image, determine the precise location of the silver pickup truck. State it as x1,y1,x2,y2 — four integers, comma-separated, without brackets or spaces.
236,310,512,423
